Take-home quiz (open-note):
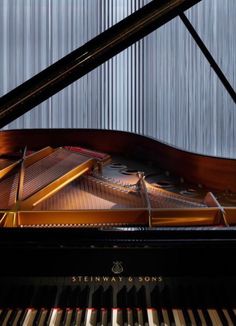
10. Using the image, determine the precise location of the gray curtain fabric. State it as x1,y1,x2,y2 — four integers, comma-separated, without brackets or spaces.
0,0,235,158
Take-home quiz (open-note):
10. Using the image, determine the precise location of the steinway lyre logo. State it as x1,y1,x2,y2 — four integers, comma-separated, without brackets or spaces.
112,261,123,274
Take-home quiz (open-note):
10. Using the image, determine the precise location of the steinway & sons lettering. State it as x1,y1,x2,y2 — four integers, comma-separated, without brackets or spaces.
72,276,162,283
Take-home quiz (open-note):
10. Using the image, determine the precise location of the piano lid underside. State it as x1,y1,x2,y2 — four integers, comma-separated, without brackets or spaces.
0,142,235,229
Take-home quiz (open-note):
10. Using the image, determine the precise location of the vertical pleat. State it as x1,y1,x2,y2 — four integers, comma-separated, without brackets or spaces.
0,0,236,158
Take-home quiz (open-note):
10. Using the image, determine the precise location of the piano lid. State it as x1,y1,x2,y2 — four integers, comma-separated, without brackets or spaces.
0,0,202,128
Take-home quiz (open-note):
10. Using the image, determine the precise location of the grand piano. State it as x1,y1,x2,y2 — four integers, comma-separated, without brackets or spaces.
0,0,236,325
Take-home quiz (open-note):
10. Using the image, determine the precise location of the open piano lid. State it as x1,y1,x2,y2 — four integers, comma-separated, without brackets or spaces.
0,0,203,127
0,0,236,277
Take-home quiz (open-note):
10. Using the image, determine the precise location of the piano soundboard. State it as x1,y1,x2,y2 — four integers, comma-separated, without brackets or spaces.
0,143,235,229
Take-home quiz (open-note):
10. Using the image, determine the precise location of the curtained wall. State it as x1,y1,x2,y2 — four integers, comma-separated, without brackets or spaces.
0,0,235,157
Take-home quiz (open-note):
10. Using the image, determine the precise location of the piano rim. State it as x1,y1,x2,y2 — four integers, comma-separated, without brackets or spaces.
0,128,236,193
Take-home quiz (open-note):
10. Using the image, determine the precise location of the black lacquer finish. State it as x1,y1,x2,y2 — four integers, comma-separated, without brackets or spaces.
0,227,236,276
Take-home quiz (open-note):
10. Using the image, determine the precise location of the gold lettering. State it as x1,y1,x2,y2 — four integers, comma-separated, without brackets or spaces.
71,275,162,284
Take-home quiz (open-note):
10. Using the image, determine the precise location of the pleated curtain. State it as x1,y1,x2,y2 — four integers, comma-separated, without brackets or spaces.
0,0,235,158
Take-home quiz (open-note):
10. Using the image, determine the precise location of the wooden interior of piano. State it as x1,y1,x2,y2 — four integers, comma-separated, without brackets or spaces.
0,129,235,228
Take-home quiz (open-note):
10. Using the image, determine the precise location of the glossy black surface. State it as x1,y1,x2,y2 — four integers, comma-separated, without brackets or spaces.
0,227,236,276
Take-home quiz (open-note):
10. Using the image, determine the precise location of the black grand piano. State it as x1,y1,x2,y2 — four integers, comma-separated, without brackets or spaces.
0,0,236,325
